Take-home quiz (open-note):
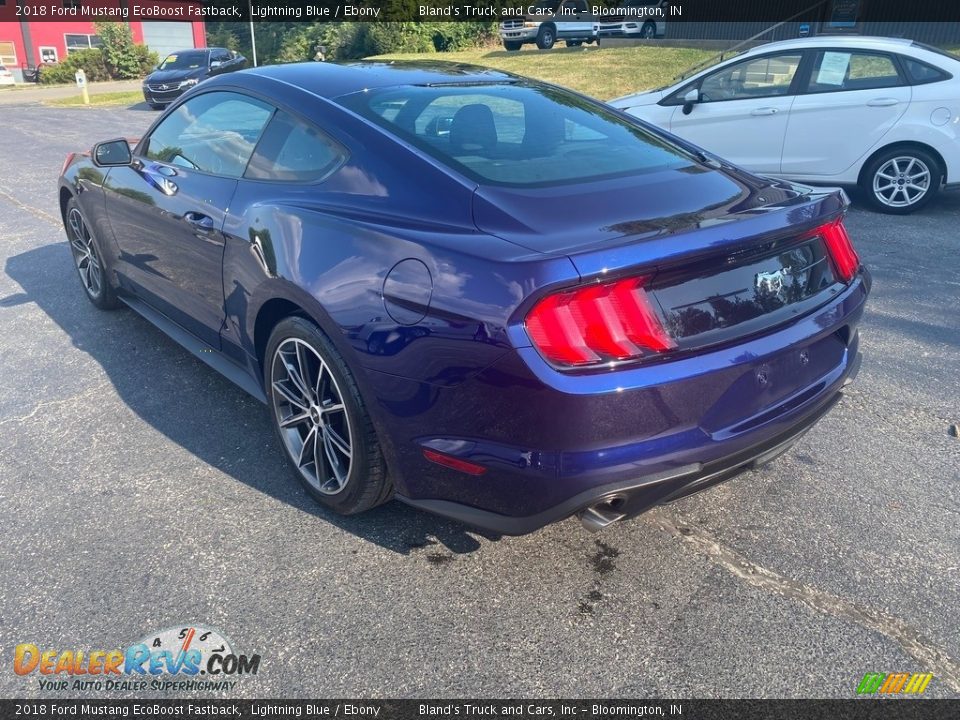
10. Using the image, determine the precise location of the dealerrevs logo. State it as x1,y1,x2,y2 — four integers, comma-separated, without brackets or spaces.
13,625,261,693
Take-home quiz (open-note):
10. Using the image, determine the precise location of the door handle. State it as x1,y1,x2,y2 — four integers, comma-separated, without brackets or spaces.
867,98,899,107
184,211,215,231
142,168,178,196
750,107,779,116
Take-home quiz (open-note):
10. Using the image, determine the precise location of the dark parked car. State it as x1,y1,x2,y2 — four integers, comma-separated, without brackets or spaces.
142,47,245,109
58,62,869,535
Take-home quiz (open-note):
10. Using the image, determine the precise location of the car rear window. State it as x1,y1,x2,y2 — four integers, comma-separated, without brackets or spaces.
338,83,693,187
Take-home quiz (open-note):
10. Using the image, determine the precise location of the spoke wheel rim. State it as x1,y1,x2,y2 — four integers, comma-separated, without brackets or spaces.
270,338,353,496
873,156,931,208
67,208,102,297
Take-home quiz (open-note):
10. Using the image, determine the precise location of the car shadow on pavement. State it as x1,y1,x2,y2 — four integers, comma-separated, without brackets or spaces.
128,101,159,112
5,242,500,557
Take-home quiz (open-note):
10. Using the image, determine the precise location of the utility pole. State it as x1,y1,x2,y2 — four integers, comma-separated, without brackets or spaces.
248,0,258,67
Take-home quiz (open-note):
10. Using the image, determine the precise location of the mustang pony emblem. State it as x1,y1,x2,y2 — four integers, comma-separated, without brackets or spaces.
755,268,791,294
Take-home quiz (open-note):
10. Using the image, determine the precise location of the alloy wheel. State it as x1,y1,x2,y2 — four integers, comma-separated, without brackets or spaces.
270,338,353,495
872,156,931,209
67,208,103,297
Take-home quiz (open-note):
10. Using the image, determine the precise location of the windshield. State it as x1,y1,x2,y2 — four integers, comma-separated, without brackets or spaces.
158,51,208,71
338,83,693,187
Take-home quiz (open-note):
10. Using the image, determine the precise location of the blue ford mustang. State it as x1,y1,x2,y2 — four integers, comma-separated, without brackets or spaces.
57,62,869,534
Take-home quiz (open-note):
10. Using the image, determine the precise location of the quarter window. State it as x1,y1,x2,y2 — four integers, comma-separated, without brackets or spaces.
245,111,346,182
144,92,273,178
697,53,803,102
804,51,904,93
900,56,950,84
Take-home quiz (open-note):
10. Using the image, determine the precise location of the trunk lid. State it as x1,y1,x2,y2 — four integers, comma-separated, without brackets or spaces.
473,169,851,354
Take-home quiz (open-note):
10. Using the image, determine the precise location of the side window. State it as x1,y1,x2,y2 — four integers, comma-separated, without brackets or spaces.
144,92,273,178
900,56,950,85
698,53,803,102
804,51,904,93
245,111,346,182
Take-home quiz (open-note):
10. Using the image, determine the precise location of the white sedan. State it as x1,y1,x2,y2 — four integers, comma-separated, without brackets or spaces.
610,36,960,214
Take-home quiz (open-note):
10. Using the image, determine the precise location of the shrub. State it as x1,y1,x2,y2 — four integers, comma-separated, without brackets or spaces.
39,49,110,84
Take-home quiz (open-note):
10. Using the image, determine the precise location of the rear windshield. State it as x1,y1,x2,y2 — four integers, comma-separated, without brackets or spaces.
337,83,693,187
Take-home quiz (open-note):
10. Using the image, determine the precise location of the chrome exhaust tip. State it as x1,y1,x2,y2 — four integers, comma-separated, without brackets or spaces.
578,495,627,532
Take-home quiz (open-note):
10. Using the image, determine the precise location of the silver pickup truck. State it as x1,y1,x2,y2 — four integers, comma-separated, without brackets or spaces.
500,0,601,51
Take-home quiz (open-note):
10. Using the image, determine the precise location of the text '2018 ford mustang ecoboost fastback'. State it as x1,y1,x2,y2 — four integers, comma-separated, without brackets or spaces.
58,62,869,535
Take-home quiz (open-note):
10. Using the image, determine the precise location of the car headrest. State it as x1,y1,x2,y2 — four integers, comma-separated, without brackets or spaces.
523,109,565,157
449,104,498,155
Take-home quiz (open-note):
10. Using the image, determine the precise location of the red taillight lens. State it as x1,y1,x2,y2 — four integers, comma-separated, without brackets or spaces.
819,218,860,282
525,276,675,367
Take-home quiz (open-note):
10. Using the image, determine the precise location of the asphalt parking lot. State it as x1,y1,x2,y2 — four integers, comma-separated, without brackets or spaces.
0,102,958,700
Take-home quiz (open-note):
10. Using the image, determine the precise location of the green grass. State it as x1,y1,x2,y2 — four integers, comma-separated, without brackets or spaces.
46,90,144,107
370,45,716,100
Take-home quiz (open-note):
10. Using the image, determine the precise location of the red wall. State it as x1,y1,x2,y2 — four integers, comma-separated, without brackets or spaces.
0,0,205,69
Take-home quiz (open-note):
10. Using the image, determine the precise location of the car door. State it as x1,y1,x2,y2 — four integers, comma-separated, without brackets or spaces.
208,49,232,76
666,51,806,173
104,90,274,347
557,0,591,37
781,49,911,177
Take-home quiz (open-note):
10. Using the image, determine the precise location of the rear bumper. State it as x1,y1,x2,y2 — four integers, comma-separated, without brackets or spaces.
376,272,868,534
399,373,852,535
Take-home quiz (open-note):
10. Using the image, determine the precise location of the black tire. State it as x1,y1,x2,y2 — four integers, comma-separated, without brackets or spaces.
64,197,121,310
503,41,522,52
149,103,165,110
566,40,582,48
859,146,942,215
265,316,391,515
640,22,657,39
536,26,556,50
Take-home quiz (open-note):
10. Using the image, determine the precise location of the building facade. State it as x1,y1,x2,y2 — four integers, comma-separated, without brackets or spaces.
0,0,206,81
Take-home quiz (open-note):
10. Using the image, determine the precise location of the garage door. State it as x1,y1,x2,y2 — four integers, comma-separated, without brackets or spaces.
141,22,196,60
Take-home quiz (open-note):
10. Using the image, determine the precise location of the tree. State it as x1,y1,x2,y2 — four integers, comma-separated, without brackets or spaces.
93,22,142,79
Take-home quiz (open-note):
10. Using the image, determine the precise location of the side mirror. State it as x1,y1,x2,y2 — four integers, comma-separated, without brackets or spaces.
681,88,700,115
210,60,223,69
93,138,132,167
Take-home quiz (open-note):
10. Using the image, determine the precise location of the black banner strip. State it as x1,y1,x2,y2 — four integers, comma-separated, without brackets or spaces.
2,699,959,720
7,0,960,23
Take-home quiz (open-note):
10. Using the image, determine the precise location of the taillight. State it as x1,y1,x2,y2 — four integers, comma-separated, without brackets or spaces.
525,275,675,367
819,218,860,282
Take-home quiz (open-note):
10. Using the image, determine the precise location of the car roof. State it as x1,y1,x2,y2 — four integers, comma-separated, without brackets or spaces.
245,61,520,100
747,35,915,55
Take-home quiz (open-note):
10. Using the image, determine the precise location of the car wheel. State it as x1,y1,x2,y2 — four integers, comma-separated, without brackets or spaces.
860,147,941,214
265,316,391,515
641,22,656,39
65,198,121,310
536,26,556,50
503,41,522,51
566,40,582,47
149,103,165,110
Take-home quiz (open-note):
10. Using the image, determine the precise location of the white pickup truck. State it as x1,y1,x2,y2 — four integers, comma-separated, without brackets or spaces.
500,0,601,51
